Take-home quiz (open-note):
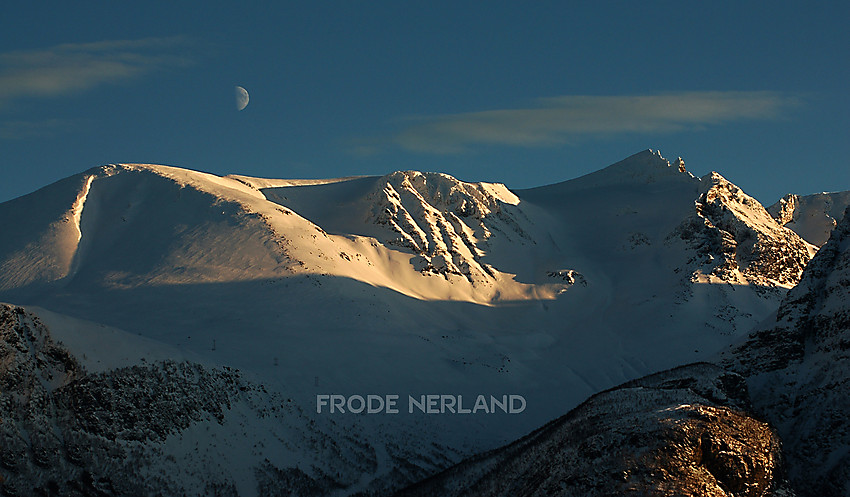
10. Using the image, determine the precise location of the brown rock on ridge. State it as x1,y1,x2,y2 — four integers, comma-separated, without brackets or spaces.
394,363,789,497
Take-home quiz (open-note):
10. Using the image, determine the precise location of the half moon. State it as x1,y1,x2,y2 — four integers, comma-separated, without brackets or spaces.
235,86,249,111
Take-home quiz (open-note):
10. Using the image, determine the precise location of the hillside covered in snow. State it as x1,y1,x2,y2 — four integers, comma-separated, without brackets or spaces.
0,150,838,495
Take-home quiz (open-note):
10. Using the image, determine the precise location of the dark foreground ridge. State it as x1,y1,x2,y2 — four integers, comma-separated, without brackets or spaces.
394,363,789,497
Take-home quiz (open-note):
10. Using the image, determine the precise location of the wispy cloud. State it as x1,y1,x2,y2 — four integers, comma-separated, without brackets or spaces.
390,91,801,154
0,36,196,105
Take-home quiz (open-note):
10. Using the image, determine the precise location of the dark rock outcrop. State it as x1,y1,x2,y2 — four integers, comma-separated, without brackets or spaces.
0,304,293,496
394,363,789,497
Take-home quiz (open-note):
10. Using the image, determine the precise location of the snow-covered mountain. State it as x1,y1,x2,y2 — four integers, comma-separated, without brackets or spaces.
768,191,850,247
391,203,850,496
725,206,850,496
0,150,824,495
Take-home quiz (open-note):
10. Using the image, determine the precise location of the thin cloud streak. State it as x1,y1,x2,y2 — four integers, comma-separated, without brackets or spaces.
0,37,195,104
393,92,801,154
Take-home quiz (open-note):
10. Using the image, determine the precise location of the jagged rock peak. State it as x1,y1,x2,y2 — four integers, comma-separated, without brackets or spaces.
697,171,768,214
671,170,817,288
540,149,697,193
769,193,799,226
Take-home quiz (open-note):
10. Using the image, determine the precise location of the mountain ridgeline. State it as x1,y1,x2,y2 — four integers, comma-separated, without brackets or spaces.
0,150,846,496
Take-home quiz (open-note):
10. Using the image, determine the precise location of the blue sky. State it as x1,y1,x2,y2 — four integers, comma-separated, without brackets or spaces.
1,2,848,204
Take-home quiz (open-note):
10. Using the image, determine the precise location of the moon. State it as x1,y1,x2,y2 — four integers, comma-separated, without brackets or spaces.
235,86,249,111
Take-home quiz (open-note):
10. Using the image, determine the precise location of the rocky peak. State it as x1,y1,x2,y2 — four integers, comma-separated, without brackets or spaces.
378,171,518,218
537,149,697,194
670,171,816,288
597,149,695,183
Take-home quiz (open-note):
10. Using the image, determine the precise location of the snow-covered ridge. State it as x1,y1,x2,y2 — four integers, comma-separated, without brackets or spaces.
226,173,369,190
768,190,850,246
69,175,94,243
0,154,818,311
0,163,560,303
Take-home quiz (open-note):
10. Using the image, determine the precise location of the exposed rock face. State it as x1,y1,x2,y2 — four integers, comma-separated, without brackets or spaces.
394,363,788,497
768,191,850,247
366,171,530,280
726,206,850,496
769,194,799,227
671,172,816,288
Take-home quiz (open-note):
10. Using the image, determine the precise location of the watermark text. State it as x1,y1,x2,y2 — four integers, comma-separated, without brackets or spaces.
316,394,526,414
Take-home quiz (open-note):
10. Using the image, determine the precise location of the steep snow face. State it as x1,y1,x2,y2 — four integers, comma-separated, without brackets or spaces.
768,191,850,246
395,363,786,497
262,171,528,283
725,206,850,496
364,171,524,281
0,173,98,292
672,171,818,288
